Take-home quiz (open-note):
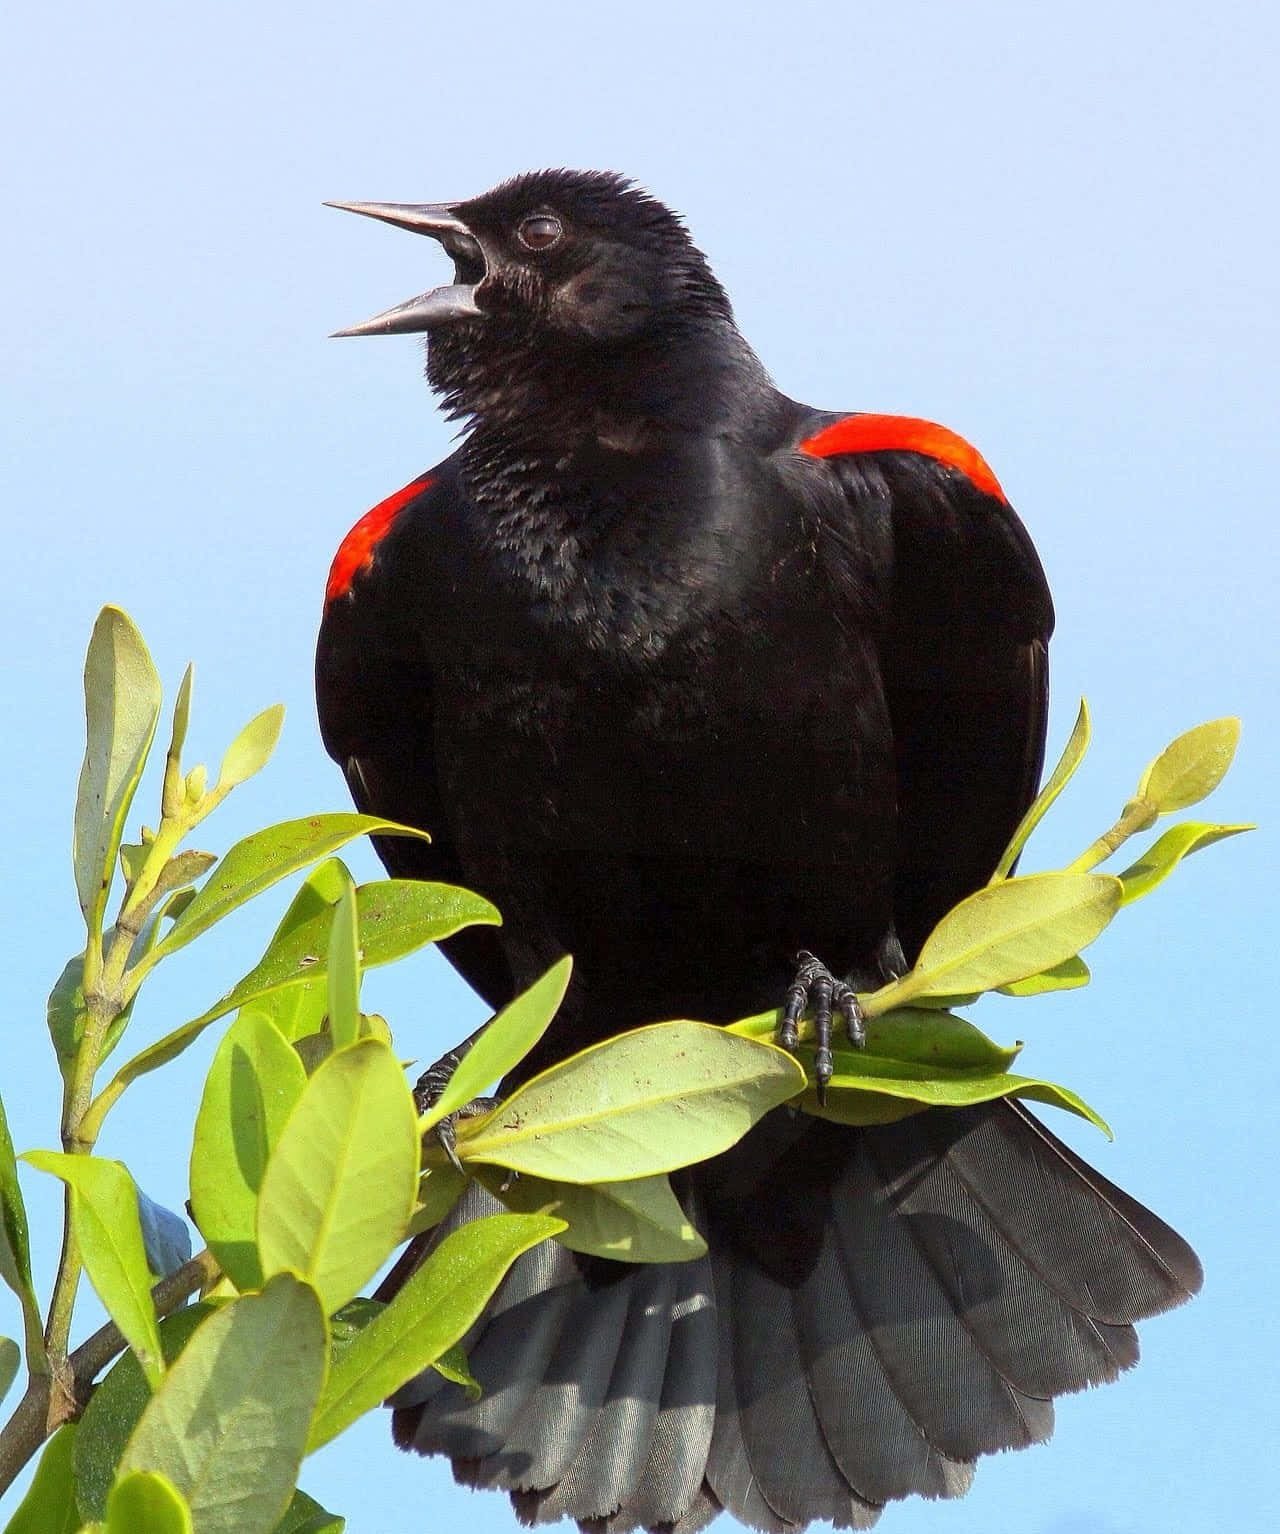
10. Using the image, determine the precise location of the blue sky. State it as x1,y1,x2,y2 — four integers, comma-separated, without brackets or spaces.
2,2,1276,1530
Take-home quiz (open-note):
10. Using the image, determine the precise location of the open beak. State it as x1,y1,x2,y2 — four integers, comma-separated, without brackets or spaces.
325,200,485,336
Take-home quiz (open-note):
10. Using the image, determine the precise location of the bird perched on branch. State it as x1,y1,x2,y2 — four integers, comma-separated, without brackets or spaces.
317,170,1200,1532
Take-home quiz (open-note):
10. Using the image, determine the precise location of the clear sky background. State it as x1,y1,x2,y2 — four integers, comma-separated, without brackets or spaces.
2,3,1276,1531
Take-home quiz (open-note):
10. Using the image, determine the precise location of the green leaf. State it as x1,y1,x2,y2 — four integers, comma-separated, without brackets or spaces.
306,1213,563,1452
161,665,194,819
1117,821,1254,905
0,1335,19,1405
0,1095,43,1369
478,1166,706,1263
407,1166,468,1237
991,697,1091,880
74,607,163,935
257,1039,419,1313
420,956,571,1132
74,1304,215,1524
190,1010,307,1291
998,955,1091,996
120,1274,327,1534
726,1005,1018,1071
102,875,492,1107
271,1489,345,1534
882,871,1122,1006
47,953,89,1074
143,814,432,967
22,1152,163,1387
1136,717,1241,814
429,1342,480,1398
3,1422,80,1534
217,704,285,792
805,1048,1112,1137
326,881,361,1053
105,1471,193,1534
454,1022,805,1183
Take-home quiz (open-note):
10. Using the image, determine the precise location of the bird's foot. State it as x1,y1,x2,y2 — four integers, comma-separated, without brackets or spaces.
777,951,865,1106
413,1039,499,1175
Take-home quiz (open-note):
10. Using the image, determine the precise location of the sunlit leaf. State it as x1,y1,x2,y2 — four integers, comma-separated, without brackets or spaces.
100,875,493,1110
0,1096,42,1368
74,607,162,935
991,697,1091,880
406,1166,468,1237
804,1048,1111,1136
74,1305,215,1524
190,1010,307,1291
880,872,1122,1006
105,1470,193,1533
217,704,285,792
726,1004,1020,1073
478,1166,706,1263
120,1274,326,1534
3,1423,80,1534
998,955,1091,996
1117,820,1253,905
257,1039,418,1313
420,956,571,1132
306,1213,563,1452
1136,717,1241,814
143,814,431,966
22,1151,163,1387
46,953,88,1074
0,1335,19,1406
271,1488,346,1534
326,881,361,1053
429,1341,481,1398
454,1022,805,1183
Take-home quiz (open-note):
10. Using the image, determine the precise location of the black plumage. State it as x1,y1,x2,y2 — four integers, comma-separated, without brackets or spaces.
317,170,1200,1531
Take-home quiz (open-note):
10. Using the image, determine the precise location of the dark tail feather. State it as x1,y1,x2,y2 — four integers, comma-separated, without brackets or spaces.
391,1101,1200,1532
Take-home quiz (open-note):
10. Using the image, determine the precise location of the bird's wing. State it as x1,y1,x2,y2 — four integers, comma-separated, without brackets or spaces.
315,458,515,1009
797,413,1055,959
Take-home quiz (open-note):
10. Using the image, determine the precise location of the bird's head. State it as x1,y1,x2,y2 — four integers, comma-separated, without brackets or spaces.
328,170,747,427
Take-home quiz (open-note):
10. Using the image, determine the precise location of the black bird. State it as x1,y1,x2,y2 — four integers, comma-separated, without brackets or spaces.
317,170,1201,1532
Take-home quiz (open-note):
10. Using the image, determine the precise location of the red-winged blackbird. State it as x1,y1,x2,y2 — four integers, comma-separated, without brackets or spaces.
317,171,1200,1533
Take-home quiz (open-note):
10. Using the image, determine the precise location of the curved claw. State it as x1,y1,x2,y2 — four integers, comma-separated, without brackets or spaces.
777,951,865,1106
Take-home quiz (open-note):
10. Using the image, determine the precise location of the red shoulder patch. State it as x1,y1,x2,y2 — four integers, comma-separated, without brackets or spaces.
799,414,1007,504
325,475,432,604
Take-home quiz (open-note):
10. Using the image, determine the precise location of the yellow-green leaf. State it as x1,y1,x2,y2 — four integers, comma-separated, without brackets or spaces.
881,871,1121,1006
306,1213,562,1452
120,1275,326,1534
997,955,1091,996
991,697,1091,880
1135,717,1241,814
478,1167,706,1263
74,607,162,935
257,1039,418,1313
105,1471,193,1534
3,1423,80,1534
22,1152,163,1387
144,814,431,966
0,1335,19,1406
190,1009,308,1291
1117,821,1253,905
454,1022,805,1183
325,881,361,1053
420,956,572,1132
216,704,285,792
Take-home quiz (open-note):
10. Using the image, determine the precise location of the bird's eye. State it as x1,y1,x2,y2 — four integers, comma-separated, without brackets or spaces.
517,214,563,252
